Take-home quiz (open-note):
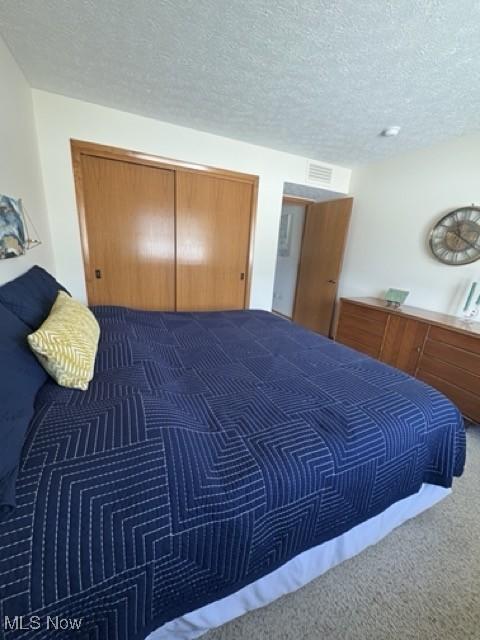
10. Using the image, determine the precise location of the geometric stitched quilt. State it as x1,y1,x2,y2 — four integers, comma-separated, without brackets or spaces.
0,309,466,639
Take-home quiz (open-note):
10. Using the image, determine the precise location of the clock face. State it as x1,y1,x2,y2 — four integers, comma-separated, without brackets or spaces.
429,207,480,265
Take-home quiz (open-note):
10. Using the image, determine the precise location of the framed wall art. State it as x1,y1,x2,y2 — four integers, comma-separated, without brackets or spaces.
0,194,26,259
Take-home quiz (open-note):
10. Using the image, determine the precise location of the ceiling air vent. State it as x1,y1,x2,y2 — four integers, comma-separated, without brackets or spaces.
306,161,333,186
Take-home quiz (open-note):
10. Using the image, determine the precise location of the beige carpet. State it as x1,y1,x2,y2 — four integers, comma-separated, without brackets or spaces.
205,427,480,640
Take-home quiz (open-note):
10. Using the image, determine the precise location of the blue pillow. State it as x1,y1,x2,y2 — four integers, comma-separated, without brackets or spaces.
0,302,48,518
0,265,69,329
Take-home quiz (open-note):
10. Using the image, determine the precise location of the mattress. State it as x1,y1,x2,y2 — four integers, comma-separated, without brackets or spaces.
0,308,466,640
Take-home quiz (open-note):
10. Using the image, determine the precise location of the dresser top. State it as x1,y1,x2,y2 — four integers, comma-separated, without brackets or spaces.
341,297,480,338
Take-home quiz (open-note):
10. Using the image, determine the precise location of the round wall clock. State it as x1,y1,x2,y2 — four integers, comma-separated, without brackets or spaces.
429,206,480,265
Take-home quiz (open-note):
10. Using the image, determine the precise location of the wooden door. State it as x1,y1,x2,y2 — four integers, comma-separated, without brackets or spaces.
293,198,353,336
380,316,428,375
176,171,253,311
80,155,175,310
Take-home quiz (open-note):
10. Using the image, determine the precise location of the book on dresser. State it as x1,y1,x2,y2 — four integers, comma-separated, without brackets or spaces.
334,297,480,424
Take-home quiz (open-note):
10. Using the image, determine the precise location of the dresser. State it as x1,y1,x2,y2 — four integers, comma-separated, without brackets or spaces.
335,297,480,423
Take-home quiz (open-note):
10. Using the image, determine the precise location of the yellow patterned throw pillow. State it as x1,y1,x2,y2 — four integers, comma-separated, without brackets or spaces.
28,291,100,391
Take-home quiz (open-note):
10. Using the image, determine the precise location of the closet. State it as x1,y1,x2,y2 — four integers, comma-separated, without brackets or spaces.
176,172,253,311
71,141,257,311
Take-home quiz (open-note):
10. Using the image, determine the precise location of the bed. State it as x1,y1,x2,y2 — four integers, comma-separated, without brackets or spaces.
0,295,466,639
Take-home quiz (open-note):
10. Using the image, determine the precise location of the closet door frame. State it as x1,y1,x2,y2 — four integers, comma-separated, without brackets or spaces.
71,139,259,309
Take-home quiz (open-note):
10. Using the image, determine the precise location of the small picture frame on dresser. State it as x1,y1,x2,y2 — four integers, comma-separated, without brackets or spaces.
384,288,410,309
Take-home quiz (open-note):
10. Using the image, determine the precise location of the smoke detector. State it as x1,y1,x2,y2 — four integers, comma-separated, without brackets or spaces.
380,126,401,137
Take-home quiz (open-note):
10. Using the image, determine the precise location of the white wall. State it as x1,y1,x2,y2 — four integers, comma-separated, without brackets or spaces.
32,90,350,309
342,133,480,316
0,38,54,284
272,203,306,317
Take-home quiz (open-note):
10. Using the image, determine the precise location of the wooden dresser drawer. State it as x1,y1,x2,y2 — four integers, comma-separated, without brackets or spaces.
338,301,388,327
422,338,480,377
428,326,480,359
418,354,480,396
417,369,480,423
417,327,480,422
336,301,387,358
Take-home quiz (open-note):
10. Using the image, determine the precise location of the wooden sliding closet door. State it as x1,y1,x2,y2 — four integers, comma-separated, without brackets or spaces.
293,198,353,336
80,155,175,310
175,172,253,311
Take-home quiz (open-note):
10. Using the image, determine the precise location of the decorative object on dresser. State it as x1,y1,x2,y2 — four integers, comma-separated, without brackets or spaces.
384,288,410,309
462,281,480,324
429,205,480,265
335,297,480,423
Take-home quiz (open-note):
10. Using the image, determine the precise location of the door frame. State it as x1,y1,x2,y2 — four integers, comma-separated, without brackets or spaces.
282,195,315,206
271,195,313,319
70,139,259,309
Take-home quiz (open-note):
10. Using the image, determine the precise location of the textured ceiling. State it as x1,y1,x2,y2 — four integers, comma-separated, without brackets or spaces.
1,0,480,166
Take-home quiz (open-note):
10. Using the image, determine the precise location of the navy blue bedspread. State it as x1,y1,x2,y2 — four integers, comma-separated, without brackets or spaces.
0,309,465,639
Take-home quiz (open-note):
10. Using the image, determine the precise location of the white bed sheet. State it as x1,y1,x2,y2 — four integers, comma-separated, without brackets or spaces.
147,483,450,640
